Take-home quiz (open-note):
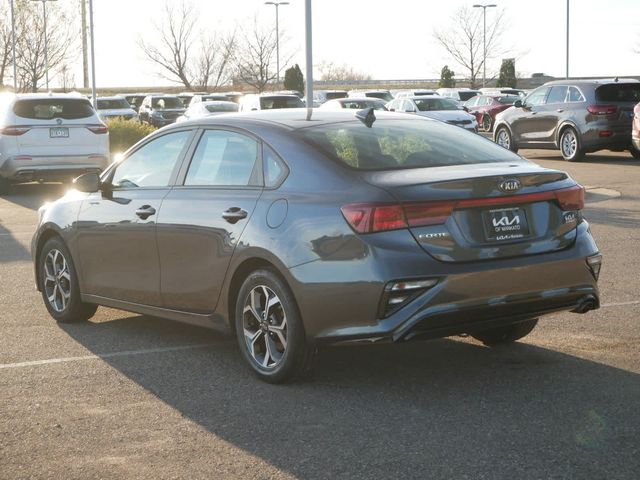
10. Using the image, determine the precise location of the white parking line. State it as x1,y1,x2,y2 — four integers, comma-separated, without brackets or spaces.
0,343,216,370
601,300,640,308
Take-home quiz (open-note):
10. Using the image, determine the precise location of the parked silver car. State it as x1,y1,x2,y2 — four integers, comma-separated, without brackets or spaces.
387,96,478,132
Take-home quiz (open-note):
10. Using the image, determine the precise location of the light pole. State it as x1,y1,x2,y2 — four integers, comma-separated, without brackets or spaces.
566,0,570,79
304,0,312,113
264,1,289,86
10,0,17,90
30,0,58,90
88,0,97,108
473,3,496,88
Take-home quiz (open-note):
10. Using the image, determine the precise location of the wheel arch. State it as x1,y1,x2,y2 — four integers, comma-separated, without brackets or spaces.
33,227,65,292
493,121,513,142
556,121,580,148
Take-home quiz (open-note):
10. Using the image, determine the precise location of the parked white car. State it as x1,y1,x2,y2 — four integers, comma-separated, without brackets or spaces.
436,88,481,103
96,96,138,122
394,89,439,98
188,94,230,107
176,101,239,122
238,93,304,112
0,93,110,193
347,89,394,102
387,96,478,132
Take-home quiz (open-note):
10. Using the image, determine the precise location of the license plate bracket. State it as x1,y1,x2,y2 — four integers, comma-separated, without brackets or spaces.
49,127,69,138
482,207,530,242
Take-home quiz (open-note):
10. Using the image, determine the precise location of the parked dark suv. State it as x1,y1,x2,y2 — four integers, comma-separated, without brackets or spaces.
493,79,640,161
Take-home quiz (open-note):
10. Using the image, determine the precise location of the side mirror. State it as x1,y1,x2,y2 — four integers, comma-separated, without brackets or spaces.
389,107,395,112
462,106,470,112
405,108,416,113
514,100,523,108
73,172,101,193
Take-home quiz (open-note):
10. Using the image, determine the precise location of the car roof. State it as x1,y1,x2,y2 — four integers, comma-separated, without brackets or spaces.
15,93,88,100
199,100,237,106
165,108,433,132
544,78,640,86
97,96,127,101
336,98,384,102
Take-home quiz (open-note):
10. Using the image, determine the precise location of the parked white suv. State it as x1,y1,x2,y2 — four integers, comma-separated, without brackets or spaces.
0,93,110,193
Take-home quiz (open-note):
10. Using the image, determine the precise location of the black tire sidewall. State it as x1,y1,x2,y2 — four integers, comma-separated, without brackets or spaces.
497,127,518,153
234,269,309,383
560,127,583,162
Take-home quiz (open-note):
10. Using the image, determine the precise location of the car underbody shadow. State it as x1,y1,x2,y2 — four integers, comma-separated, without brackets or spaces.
59,312,640,479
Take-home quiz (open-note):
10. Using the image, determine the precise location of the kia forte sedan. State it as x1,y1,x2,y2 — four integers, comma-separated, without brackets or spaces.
32,109,602,383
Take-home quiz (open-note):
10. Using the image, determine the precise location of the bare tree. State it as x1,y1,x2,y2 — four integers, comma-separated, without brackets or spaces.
194,31,237,90
433,6,506,88
234,18,291,92
317,61,372,82
0,5,13,87
14,0,76,92
139,0,195,89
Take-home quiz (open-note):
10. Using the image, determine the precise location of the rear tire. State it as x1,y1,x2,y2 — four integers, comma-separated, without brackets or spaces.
482,114,493,132
495,126,518,153
559,127,584,162
38,237,97,323
471,319,538,346
235,268,316,383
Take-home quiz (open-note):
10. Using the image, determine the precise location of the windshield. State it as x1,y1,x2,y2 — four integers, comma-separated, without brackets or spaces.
260,96,305,109
326,92,348,100
97,99,131,110
458,91,479,101
125,96,145,108
495,95,520,104
13,98,94,120
151,97,184,109
595,83,640,103
298,118,524,170
414,98,460,111
365,92,393,102
204,103,239,113
202,95,228,102
340,100,387,110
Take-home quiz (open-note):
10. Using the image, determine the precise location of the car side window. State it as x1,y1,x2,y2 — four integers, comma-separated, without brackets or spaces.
546,86,568,104
111,130,192,189
567,86,586,103
524,87,550,107
184,130,260,187
466,97,479,108
263,145,288,188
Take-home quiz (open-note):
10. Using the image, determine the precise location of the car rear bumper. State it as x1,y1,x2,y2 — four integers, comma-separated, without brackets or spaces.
0,154,109,182
290,221,600,344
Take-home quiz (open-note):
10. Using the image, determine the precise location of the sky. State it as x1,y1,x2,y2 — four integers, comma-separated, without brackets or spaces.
59,0,640,88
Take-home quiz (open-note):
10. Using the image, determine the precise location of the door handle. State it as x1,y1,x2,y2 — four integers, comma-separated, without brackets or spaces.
135,205,156,220
556,109,564,113
222,207,248,224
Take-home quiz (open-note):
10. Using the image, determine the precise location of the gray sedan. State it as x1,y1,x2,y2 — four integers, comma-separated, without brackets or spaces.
32,109,601,383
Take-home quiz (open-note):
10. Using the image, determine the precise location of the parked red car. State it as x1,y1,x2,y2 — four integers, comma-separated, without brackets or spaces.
633,102,640,157
464,94,520,132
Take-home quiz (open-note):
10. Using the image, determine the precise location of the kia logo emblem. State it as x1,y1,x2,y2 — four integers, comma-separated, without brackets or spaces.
56,118,62,125
499,178,521,192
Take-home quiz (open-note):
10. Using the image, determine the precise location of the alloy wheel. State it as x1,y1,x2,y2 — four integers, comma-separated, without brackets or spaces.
496,128,510,149
561,130,577,158
43,249,71,313
482,115,492,132
242,285,287,369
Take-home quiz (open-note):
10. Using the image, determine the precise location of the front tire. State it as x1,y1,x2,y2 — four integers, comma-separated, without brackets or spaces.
235,269,316,383
495,126,518,153
560,127,584,162
471,319,538,346
38,237,97,323
629,146,640,159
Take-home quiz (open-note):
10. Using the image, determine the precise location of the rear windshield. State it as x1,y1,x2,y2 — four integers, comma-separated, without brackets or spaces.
365,92,393,102
595,83,640,103
458,91,479,101
125,96,145,107
151,97,183,109
496,95,520,104
340,100,387,110
326,92,348,100
202,95,228,102
13,98,94,120
415,98,459,111
260,96,304,109
97,99,131,110
299,118,524,170
204,103,239,113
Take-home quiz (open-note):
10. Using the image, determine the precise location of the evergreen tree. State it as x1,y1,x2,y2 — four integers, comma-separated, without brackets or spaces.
439,65,455,88
284,64,304,94
497,59,516,88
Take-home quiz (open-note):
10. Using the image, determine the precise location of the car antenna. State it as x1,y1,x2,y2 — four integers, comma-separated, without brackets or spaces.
355,107,376,128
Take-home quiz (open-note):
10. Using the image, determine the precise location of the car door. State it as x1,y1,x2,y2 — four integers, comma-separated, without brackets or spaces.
156,128,264,312
75,129,195,305
536,85,568,143
510,86,551,144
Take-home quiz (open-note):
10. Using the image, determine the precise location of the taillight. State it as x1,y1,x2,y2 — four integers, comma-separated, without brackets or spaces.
0,125,30,136
554,185,585,210
87,124,108,134
342,185,586,234
587,104,618,115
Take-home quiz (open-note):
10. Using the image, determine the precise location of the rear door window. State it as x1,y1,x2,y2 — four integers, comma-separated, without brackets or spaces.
184,130,260,186
546,86,568,104
567,87,586,102
595,83,640,103
13,99,95,120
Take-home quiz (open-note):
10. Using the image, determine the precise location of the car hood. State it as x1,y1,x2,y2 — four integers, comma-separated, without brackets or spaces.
416,110,475,122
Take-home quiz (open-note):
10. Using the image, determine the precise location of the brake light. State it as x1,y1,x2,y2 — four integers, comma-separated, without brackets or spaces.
341,204,406,233
554,185,585,211
0,126,30,136
587,104,618,115
404,202,455,227
87,124,108,134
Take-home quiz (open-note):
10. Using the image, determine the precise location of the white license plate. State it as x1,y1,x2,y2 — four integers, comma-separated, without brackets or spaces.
49,127,69,138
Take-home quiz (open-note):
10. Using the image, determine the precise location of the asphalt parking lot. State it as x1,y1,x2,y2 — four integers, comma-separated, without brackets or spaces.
1,150,639,479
